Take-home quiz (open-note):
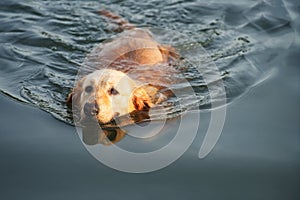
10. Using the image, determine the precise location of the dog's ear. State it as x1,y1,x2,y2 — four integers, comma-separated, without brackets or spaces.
66,91,73,105
132,87,154,111
67,76,86,107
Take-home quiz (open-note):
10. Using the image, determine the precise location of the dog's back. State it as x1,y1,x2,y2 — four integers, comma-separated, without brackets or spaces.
84,10,178,71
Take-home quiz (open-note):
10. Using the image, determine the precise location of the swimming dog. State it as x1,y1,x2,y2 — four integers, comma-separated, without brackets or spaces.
68,10,178,126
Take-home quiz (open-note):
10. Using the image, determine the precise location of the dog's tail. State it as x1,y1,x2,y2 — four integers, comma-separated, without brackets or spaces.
98,10,135,32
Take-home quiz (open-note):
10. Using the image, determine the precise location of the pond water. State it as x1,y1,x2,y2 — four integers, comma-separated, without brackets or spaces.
0,0,299,198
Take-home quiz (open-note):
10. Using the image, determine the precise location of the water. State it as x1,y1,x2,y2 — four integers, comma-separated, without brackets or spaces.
0,0,293,125
0,0,299,199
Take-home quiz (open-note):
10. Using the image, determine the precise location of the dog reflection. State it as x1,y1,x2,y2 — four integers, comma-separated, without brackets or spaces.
81,108,153,145
82,125,126,145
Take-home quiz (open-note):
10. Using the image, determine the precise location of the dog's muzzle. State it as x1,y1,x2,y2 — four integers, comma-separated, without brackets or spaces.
84,101,99,117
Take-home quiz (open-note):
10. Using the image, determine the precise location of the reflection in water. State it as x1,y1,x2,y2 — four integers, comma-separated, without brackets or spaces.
81,109,163,145
82,126,126,146
78,100,169,145
80,110,149,145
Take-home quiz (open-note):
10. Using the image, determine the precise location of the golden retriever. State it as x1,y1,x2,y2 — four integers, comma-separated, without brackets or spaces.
68,10,178,126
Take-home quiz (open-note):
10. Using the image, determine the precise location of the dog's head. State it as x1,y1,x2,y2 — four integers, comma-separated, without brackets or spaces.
68,69,153,124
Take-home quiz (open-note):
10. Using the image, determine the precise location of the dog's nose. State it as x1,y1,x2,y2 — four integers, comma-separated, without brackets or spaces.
84,102,99,117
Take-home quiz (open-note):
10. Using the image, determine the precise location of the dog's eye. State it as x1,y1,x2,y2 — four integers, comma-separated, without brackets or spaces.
108,87,119,95
85,86,93,93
